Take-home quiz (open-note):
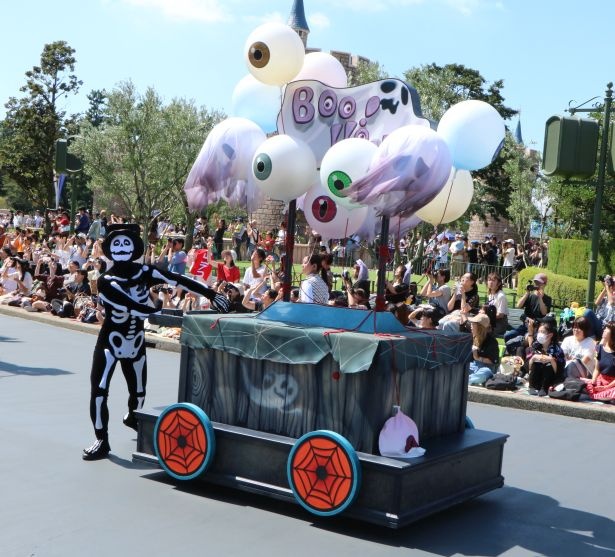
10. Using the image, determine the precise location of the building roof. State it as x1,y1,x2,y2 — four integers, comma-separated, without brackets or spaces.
288,0,310,32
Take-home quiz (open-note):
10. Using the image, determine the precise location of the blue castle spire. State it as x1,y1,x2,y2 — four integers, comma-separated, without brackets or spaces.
288,0,310,33
514,118,524,145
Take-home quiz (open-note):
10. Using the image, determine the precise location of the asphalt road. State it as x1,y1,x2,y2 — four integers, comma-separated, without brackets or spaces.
1,314,614,557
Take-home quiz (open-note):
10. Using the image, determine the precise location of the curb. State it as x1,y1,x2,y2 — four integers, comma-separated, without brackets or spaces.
0,304,181,353
1,304,614,423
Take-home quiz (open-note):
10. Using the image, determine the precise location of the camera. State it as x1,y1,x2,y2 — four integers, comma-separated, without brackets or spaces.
342,270,350,280
526,280,536,292
601,274,614,287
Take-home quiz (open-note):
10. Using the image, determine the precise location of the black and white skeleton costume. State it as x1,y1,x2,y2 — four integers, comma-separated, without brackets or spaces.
83,224,229,460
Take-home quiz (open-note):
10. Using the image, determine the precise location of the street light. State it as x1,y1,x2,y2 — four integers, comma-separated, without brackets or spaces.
565,83,613,307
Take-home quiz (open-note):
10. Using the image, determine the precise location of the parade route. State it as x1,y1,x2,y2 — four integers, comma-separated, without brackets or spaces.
1,313,615,557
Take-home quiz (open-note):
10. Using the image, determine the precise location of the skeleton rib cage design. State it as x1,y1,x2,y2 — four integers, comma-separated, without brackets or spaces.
83,224,229,461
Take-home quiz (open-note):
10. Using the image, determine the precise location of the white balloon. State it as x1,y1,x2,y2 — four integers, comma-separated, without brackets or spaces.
292,52,348,88
437,100,505,171
244,22,305,86
319,138,377,210
415,168,474,225
302,182,368,239
252,135,317,202
231,75,281,134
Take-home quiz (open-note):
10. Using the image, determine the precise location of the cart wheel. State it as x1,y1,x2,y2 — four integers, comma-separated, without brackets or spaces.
465,416,475,429
154,403,215,481
287,430,361,517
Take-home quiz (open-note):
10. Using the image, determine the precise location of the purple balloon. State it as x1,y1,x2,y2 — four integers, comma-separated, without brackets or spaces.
345,125,452,218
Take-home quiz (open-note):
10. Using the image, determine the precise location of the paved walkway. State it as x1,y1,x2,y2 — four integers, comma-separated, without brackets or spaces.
1,304,614,425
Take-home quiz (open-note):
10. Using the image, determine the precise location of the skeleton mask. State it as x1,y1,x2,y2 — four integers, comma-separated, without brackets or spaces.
110,235,135,262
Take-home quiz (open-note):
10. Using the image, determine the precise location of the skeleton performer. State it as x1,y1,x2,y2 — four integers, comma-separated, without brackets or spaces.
82,224,230,461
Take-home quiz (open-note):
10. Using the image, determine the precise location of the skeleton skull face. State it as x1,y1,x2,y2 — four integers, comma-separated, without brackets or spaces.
110,234,135,261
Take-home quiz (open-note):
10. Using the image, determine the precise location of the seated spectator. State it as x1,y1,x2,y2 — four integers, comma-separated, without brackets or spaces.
243,248,267,297
419,268,451,318
216,250,240,285
320,253,334,292
584,275,615,339
0,258,33,305
385,265,410,304
242,280,279,312
409,306,440,329
389,303,411,326
353,259,370,294
486,273,509,335
440,272,479,333
21,283,49,312
347,286,371,310
299,254,329,305
525,319,565,396
504,272,552,351
561,317,596,379
467,313,500,386
584,322,615,401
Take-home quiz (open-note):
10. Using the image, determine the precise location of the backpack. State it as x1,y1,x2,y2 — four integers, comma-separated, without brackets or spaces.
548,378,586,401
485,373,518,391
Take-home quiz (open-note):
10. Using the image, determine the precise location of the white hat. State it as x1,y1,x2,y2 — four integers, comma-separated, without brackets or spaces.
505,238,515,244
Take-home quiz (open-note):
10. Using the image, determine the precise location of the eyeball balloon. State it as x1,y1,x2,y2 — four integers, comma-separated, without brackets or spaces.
319,138,377,210
244,22,305,86
415,168,474,225
232,74,281,134
292,52,348,88
437,100,505,171
303,183,368,239
252,135,317,202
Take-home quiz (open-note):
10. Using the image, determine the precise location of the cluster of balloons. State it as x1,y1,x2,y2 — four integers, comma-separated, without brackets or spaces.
185,20,506,240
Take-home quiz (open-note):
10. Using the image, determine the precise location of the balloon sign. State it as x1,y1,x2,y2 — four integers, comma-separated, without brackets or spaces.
292,52,348,88
252,135,317,203
415,168,474,225
244,22,305,86
303,183,368,239
346,125,452,218
232,74,281,134
437,100,505,171
319,138,377,210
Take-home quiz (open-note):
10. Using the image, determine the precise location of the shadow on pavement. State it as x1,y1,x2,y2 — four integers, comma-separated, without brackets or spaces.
0,335,21,343
0,359,72,377
138,476,615,556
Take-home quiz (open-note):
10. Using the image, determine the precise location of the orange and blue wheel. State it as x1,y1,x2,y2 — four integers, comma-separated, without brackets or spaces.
154,403,215,481
287,430,361,517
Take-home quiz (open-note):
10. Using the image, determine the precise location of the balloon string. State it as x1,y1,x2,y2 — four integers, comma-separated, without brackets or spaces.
439,168,458,226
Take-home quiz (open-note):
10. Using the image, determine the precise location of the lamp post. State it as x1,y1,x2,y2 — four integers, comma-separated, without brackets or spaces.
567,82,613,307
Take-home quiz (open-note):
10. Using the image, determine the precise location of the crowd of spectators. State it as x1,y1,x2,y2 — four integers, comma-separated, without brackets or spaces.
414,231,549,285
1,207,613,403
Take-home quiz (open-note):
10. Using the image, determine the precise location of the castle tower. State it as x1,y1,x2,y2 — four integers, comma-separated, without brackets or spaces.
288,0,310,47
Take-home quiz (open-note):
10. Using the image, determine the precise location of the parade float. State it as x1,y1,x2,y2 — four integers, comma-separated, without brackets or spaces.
132,20,508,528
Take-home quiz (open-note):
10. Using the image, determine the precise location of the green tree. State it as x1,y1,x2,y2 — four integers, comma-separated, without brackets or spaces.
404,63,517,225
75,81,223,249
85,89,108,128
503,138,539,246
0,41,82,219
348,60,388,87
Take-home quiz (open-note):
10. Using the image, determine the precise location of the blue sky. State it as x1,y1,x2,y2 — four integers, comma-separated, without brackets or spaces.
1,0,613,151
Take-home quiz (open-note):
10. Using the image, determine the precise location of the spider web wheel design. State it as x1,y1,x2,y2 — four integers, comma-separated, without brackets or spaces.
154,403,215,481
287,430,361,517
